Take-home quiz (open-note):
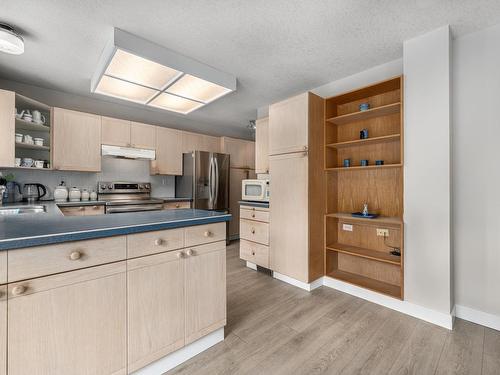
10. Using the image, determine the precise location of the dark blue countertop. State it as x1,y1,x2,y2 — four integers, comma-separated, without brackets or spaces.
153,197,193,202
238,200,270,208
0,206,230,250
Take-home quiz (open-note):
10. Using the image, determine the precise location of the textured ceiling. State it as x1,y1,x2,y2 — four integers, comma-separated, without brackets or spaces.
1,0,500,138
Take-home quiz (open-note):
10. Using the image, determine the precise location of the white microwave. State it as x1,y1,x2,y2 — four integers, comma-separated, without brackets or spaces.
242,179,269,202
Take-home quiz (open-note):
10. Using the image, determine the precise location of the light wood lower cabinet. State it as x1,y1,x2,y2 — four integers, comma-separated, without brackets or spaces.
8,262,127,375
185,241,226,344
59,205,105,216
127,251,185,373
0,286,6,375
163,201,191,210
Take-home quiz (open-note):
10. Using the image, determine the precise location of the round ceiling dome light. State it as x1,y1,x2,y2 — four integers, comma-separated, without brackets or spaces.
0,23,24,55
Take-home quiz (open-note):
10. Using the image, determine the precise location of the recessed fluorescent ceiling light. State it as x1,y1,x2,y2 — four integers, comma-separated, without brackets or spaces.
0,23,24,55
149,92,204,114
91,29,236,115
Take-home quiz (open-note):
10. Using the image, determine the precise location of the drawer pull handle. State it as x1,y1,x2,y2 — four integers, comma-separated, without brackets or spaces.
175,204,180,208
154,238,165,246
251,213,255,218
186,249,195,256
92,206,99,209
69,251,82,260
177,251,184,259
251,251,255,256
204,230,212,237
79,206,85,211
12,285,26,296
251,228,255,234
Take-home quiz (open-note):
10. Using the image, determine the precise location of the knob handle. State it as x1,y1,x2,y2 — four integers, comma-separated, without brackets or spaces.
176,251,183,259
12,285,26,296
251,228,255,234
154,238,164,246
79,206,85,211
69,251,82,260
204,230,212,237
251,213,255,218
175,204,180,208
186,249,194,256
251,251,255,256
92,206,98,209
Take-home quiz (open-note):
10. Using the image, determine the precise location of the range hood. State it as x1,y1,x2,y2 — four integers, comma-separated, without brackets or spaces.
101,144,156,160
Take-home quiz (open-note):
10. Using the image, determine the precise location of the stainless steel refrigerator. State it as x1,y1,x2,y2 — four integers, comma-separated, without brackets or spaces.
175,151,230,211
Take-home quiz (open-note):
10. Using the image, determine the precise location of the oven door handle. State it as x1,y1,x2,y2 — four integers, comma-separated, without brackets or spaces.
106,204,164,214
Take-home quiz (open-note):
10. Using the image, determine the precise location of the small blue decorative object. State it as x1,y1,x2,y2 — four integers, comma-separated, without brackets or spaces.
360,128,369,139
351,212,379,219
343,159,351,167
375,160,384,165
360,159,369,166
359,103,370,111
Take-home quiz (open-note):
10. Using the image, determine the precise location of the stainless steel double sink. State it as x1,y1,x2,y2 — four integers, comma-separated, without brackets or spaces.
0,205,47,215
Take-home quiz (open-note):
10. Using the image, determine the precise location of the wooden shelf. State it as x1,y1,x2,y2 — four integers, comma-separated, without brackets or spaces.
326,134,400,149
326,243,401,265
327,269,401,299
15,118,50,132
15,142,50,151
325,163,402,172
2,166,53,171
326,102,400,125
325,213,403,226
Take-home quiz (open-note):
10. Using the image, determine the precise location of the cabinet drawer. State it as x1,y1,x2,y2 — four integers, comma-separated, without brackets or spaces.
85,205,105,215
59,206,85,216
185,222,226,247
8,236,127,282
240,239,269,268
240,219,269,245
240,207,269,223
127,228,185,258
163,201,191,210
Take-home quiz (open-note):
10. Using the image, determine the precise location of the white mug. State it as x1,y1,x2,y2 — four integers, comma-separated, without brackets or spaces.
14,158,21,167
34,160,44,168
32,110,46,124
23,135,33,144
22,158,34,167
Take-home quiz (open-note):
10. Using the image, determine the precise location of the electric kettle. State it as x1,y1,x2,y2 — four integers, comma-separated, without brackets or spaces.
23,183,47,203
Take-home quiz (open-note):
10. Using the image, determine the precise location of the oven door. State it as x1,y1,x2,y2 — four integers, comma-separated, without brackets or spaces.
106,204,164,214
241,180,266,201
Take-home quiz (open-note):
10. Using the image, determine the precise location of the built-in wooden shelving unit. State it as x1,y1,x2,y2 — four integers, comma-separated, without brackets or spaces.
323,76,404,299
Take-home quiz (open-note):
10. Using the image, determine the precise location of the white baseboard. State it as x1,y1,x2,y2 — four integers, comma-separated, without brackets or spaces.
455,305,500,331
246,261,257,270
272,271,323,292
322,276,454,330
133,328,224,374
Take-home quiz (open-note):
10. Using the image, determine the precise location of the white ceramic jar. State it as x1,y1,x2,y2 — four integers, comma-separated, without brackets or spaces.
68,187,81,202
81,189,90,201
54,185,68,202
90,190,97,201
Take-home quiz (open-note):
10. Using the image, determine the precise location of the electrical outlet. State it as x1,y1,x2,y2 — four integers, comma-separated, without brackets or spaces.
342,224,353,232
376,228,389,237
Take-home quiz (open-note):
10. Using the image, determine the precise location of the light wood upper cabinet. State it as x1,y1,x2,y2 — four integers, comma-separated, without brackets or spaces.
220,137,255,169
269,92,309,155
152,127,183,175
127,251,185,372
131,121,156,150
8,262,127,375
182,131,204,153
203,135,221,153
101,116,131,147
184,241,226,344
0,90,15,168
255,117,269,174
269,151,309,283
53,108,101,172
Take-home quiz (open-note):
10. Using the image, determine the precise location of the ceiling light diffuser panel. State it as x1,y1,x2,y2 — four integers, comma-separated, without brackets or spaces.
91,29,236,115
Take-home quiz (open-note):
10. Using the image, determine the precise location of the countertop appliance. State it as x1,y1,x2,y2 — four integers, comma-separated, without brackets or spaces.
23,183,47,203
2,181,22,203
175,151,230,211
98,181,164,214
242,179,269,202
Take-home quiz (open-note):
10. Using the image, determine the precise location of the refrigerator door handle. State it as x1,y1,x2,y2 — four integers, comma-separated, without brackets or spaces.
208,156,213,208
214,156,219,207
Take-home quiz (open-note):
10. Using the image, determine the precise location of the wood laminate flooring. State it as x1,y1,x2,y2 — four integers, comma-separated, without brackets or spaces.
167,241,500,375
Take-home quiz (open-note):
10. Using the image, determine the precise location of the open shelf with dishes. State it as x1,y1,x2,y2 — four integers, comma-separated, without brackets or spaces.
323,76,404,299
14,93,52,170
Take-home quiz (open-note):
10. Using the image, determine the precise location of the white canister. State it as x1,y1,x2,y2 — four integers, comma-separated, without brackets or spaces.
90,190,97,201
33,138,44,146
54,185,69,202
68,187,81,202
15,133,23,143
81,189,90,201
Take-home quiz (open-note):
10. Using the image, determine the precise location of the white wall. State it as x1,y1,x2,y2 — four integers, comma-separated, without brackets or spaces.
453,23,500,318
403,26,452,314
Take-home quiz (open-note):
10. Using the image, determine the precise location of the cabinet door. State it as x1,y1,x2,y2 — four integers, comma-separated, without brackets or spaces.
127,251,185,372
59,206,86,216
0,90,14,167
228,168,254,239
269,92,309,155
184,241,226,344
221,137,255,169
203,135,221,153
101,116,131,147
269,152,309,282
153,127,183,175
182,131,204,153
53,108,101,171
255,117,269,173
0,286,6,375
8,262,127,375
131,122,156,150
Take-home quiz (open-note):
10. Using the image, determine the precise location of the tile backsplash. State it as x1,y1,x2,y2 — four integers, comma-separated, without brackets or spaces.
1,157,175,199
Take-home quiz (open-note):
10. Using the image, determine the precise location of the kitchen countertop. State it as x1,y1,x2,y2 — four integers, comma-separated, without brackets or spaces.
56,200,106,207
239,200,270,208
0,201,230,250
153,197,193,202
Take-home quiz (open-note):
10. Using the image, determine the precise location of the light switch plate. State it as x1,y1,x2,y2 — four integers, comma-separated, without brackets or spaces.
376,228,389,237
342,224,353,232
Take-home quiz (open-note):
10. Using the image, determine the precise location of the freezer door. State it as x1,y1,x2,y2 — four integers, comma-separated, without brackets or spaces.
212,152,230,210
194,151,212,210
